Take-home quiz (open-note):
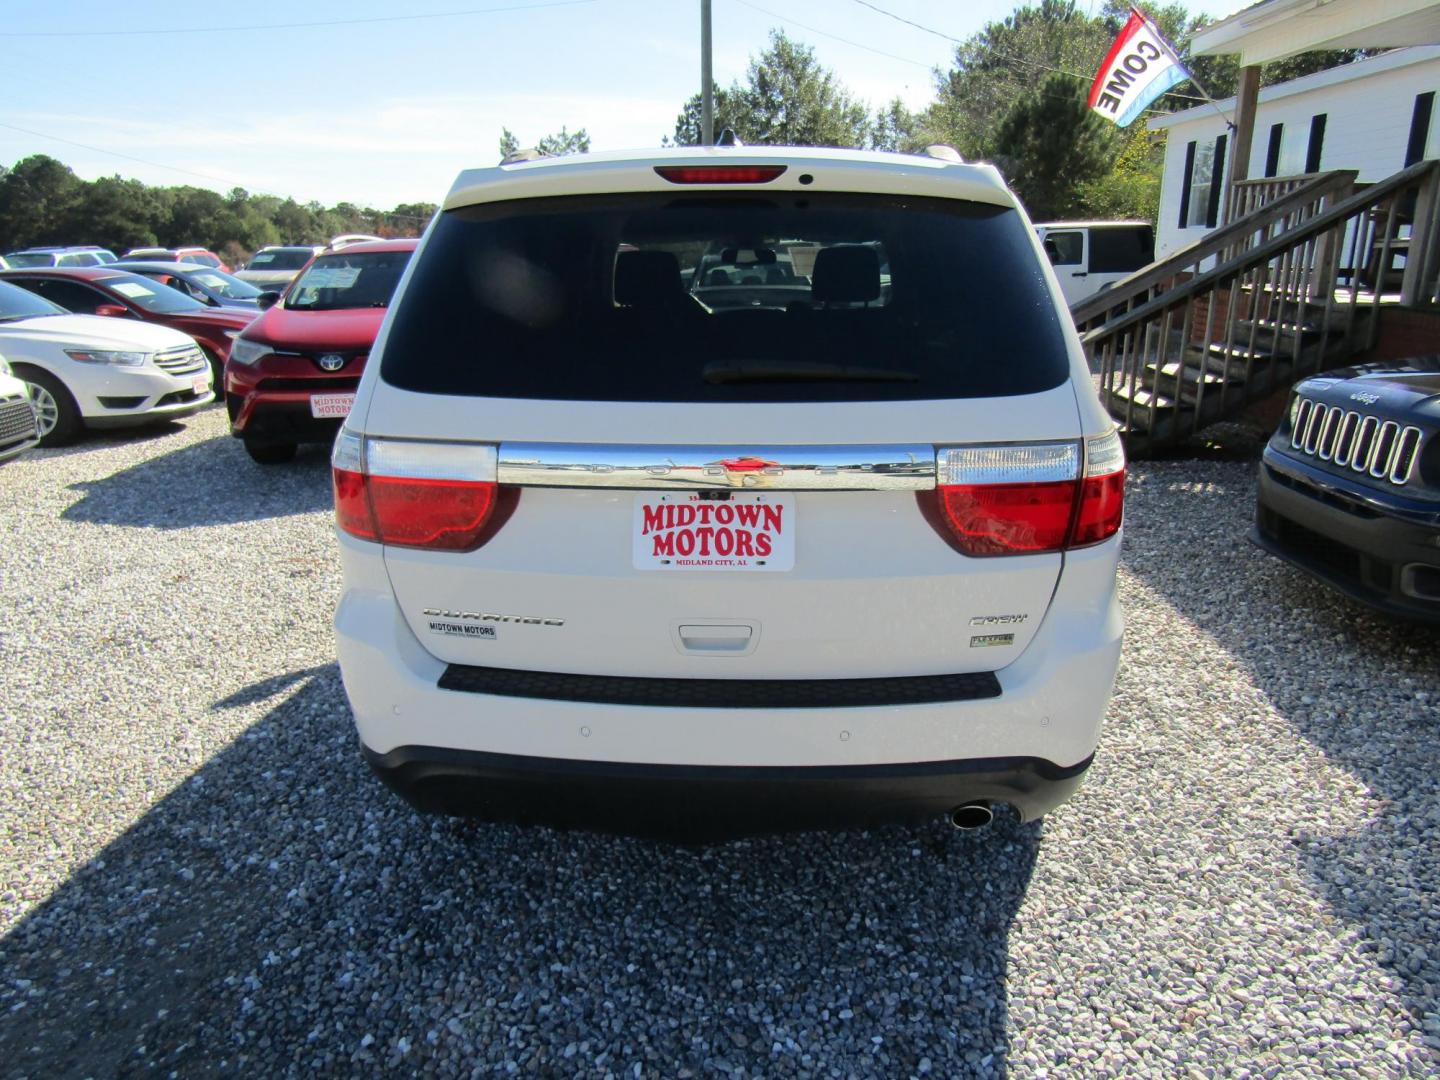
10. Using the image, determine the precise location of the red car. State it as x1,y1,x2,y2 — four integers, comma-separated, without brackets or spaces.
0,267,256,392
121,247,232,272
224,239,417,463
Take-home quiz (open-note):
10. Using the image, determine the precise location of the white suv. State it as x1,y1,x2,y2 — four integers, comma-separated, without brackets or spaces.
332,146,1125,838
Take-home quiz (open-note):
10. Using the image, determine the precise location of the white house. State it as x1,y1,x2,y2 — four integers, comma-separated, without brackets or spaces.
1147,45,1440,257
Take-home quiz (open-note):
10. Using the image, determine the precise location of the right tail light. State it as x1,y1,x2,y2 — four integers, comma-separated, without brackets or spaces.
924,431,1125,556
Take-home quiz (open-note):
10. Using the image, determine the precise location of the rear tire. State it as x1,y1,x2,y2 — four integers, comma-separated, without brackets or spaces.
16,367,81,447
243,439,297,464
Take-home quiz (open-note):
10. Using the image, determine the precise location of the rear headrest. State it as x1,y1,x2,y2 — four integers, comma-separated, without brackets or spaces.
615,250,682,307
810,245,880,303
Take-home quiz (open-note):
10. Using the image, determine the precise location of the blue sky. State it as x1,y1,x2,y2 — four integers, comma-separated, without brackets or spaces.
1,0,1247,209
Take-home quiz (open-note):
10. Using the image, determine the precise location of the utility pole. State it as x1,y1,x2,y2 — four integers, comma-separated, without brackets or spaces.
700,0,714,145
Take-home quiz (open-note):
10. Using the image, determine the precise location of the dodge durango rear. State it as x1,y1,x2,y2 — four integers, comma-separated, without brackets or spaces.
332,145,1125,839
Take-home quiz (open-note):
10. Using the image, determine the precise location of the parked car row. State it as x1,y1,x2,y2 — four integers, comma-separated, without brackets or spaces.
0,234,417,457
0,267,254,392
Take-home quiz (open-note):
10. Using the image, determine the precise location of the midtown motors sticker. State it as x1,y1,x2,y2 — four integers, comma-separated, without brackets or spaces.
633,492,795,572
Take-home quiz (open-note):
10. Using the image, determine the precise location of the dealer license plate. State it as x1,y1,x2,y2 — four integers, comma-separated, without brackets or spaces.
633,492,795,572
192,375,210,395
310,392,355,419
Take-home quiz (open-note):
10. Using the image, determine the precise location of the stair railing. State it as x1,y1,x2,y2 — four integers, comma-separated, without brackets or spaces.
1072,169,1357,333
1081,159,1440,454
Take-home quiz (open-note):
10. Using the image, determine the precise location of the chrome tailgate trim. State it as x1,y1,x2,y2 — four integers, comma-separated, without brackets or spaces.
496,442,937,491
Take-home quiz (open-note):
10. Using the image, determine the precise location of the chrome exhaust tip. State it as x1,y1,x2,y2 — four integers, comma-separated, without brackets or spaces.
949,802,994,830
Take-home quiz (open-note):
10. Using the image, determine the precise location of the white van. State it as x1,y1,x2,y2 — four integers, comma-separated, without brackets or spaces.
1034,222,1154,307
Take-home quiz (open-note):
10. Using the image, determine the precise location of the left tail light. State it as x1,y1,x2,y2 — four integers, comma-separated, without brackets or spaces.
332,430,515,551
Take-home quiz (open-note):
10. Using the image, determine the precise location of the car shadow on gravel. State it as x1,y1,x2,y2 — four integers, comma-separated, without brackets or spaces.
1123,460,1440,1041
60,434,332,528
0,665,1039,1077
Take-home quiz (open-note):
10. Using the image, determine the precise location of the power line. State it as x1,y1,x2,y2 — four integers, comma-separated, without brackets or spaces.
0,121,262,191
849,0,963,44
0,0,594,38
728,0,933,69
0,121,433,221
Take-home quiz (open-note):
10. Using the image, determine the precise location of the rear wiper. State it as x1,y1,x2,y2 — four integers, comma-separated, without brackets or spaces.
703,360,919,384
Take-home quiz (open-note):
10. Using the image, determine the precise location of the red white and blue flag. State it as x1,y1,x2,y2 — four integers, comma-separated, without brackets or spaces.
1088,7,1191,128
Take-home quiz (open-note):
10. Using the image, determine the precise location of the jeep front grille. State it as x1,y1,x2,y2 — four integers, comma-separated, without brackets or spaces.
1290,397,1423,486
153,344,207,375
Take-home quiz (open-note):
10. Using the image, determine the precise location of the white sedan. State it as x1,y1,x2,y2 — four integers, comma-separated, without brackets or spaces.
0,280,213,446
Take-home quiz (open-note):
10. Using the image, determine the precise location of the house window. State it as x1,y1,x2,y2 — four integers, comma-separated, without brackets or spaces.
1264,123,1283,178
1185,134,1227,229
1178,141,1197,228
1305,113,1327,173
1406,92,1435,167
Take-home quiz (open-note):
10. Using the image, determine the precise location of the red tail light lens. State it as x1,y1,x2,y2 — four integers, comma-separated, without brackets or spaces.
654,165,787,184
936,480,1078,555
331,431,511,552
926,433,1124,556
1072,431,1126,547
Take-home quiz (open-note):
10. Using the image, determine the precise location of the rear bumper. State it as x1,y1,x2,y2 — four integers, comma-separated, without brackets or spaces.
335,530,1122,829
362,743,1093,837
1253,450,1440,624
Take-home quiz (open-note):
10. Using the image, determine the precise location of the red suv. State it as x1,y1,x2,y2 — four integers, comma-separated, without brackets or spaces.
224,239,417,463
0,266,257,391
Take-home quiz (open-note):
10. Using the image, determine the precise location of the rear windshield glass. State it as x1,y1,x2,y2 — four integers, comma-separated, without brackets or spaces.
103,272,207,313
381,193,1068,403
248,249,312,270
285,250,412,310
5,253,55,268
192,269,260,298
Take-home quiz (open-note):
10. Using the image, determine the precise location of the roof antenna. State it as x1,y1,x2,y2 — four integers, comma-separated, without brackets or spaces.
716,128,743,147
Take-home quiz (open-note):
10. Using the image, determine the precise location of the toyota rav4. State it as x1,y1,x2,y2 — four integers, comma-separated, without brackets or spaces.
332,147,1125,838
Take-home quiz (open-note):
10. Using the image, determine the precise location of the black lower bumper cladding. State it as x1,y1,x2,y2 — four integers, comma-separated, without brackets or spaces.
1253,452,1440,624
436,663,1002,709
362,744,1093,839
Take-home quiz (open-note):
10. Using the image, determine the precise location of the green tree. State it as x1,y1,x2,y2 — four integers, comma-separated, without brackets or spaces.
870,98,921,153
924,1,1112,161
498,126,591,160
992,72,1117,219
65,175,162,251
0,154,84,248
666,30,871,148
663,86,745,147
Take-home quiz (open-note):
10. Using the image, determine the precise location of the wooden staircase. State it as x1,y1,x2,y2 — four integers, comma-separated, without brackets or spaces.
1072,160,1440,456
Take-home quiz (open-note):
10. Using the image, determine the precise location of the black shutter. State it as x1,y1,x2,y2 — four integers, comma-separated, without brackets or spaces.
1205,134,1227,228
1265,123,1283,178
1406,92,1435,167
1178,140,1197,228
1305,114,1327,173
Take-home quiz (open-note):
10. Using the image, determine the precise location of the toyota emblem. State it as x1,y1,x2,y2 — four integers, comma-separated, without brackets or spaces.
317,353,346,371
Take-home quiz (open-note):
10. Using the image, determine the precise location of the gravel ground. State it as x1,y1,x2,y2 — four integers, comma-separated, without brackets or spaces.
0,408,1437,1078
